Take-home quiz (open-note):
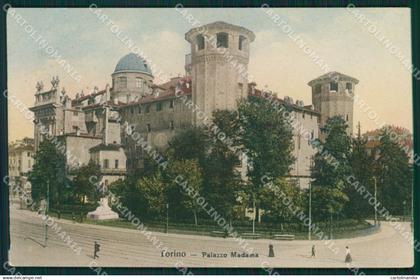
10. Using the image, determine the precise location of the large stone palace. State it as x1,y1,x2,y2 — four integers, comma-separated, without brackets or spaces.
29,21,358,189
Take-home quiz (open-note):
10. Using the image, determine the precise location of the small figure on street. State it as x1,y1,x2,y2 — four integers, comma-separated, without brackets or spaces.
311,245,316,258
94,241,100,259
345,246,352,263
72,212,76,223
268,244,275,257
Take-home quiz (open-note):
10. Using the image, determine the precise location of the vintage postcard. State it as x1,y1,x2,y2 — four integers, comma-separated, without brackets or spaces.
5,6,415,270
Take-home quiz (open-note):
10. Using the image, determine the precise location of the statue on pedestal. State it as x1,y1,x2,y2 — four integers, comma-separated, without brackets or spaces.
87,183,119,220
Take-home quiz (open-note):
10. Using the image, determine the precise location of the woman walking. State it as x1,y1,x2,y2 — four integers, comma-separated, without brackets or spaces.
345,246,352,263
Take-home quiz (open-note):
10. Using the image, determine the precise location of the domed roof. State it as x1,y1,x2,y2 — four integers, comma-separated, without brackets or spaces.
113,53,153,76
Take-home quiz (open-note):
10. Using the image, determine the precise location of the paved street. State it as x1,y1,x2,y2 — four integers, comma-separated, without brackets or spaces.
9,204,413,268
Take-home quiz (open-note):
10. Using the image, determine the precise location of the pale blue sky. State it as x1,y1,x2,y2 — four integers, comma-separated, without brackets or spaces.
7,8,412,140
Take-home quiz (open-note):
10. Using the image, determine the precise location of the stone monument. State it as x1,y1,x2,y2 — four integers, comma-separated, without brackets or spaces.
87,196,119,220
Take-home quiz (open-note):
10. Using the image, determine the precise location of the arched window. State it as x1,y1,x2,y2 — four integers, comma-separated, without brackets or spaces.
239,35,246,50
196,34,205,50
217,32,229,48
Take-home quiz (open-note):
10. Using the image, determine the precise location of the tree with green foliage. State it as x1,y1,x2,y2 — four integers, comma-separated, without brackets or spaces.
167,159,203,225
237,95,295,218
28,139,66,208
71,160,102,205
312,116,352,187
166,126,210,167
311,183,349,222
345,124,375,218
311,182,349,238
110,177,148,219
260,178,304,227
311,116,351,224
203,110,242,224
376,131,412,215
137,172,167,220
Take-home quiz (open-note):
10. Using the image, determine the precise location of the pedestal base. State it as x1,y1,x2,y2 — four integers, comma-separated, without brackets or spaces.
87,197,119,220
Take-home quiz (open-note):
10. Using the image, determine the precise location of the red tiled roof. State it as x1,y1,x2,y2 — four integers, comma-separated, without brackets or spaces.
363,125,413,150
119,77,192,108
249,87,320,115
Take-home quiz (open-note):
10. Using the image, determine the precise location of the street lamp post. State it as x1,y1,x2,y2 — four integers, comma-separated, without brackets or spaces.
308,159,314,241
373,176,377,226
44,180,50,247
252,194,256,235
308,181,312,240
329,211,333,240
166,203,169,234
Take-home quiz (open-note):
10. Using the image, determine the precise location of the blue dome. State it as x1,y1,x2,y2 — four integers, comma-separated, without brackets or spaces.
113,53,153,76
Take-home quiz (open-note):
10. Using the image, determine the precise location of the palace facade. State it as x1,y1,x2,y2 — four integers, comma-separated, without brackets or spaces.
30,21,358,189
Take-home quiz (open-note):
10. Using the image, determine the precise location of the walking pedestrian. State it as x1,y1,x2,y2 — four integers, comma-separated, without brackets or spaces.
268,244,275,257
345,246,352,263
311,245,316,258
94,241,100,259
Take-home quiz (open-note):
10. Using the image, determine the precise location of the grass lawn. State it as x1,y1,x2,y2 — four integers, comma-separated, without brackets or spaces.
46,211,377,240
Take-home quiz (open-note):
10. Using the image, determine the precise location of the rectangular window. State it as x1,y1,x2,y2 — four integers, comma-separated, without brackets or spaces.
145,105,150,113
239,35,246,50
27,152,30,157
72,126,79,132
169,100,174,109
330,82,338,92
156,102,162,111
170,121,174,130
315,84,322,94
28,160,31,168
136,77,142,88
346,82,352,91
196,35,205,50
103,159,109,169
115,159,119,169
216,32,229,48
147,124,151,132
118,77,127,88
73,111,78,116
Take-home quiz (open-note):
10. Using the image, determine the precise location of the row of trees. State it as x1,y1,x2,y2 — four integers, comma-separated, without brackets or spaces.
108,95,412,226
29,140,102,212
312,117,412,220
28,95,412,229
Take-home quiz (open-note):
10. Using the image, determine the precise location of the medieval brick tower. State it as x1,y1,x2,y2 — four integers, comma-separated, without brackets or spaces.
185,21,255,124
308,71,359,136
